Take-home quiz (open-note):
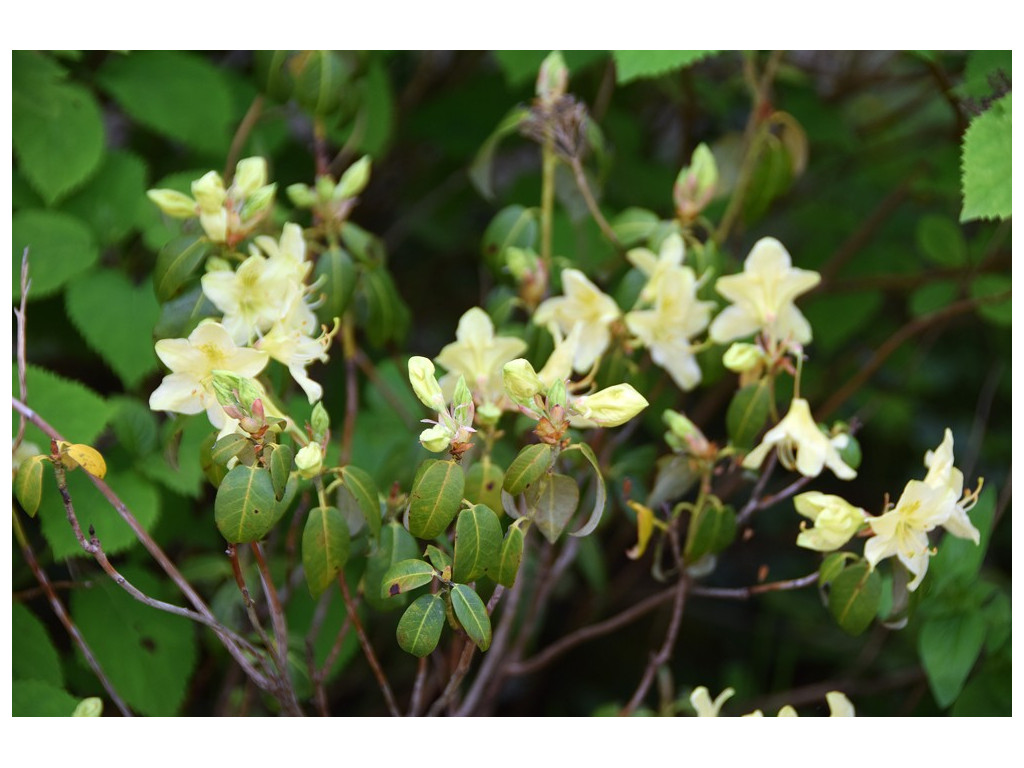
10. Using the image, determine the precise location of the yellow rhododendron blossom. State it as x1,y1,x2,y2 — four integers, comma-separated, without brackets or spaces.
743,398,856,480
149,321,269,429
625,266,715,391
690,686,735,717
709,237,820,345
793,491,866,551
256,294,334,404
536,322,582,390
626,233,686,302
571,383,649,428
534,269,620,373
922,428,981,544
435,307,527,405
826,691,855,717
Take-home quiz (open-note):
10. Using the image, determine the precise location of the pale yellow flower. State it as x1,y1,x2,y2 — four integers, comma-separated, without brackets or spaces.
201,251,286,344
256,294,332,404
826,691,855,717
252,222,313,288
149,321,268,429
571,383,649,428
534,269,620,373
793,491,867,552
435,307,527,405
922,429,981,545
743,398,856,480
536,322,582,390
709,237,820,345
864,479,956,591
625,266,715,391
408,356,447,411
690,686,735,717
626,233,686,302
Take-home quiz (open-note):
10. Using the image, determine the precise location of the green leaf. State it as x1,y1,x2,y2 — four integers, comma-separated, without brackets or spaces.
214,465,279,544
314,247,357,324
381,559,437,598
565,442,607,538
65,268,161,389
481,205,539,274
960,94,1011,222
154,235,211,303
969,274,1011,326
364,521,420,612
13,365,112,451
13,67,105,205
152,285,218,340
909,281,958,317
353,58,394,158
59,150,148,246
828,561,882,636
268,443,293,500
951,652,1011,716
646,454,699,510
684,503,737,561
450,584,491,651
496,520,526,588
464,458,505,514
12,602,63,687
13,210,99,302
97,51,234,155
358,265,410,348
425,545,452,572
70,565,198,716
396,594,446,658
294,50,354,117
409,459,465,540
930,487,995,593
613,51,716,84
210,433,251,467
819,552,856,587
37,469,161,560
726,380,772,452
503,443,552,496
339,465,381,539
139,414,209,498
453,504,503,583
11,680,79,717
919,612,987,708
14,454,48,517
611,207,662,247
528,472,579,544
109,397,159,457
469,106,530,199
302,506,351,596
916,215,967,267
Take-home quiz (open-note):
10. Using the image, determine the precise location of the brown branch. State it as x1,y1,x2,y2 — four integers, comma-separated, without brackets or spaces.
569,155,621,249
13,579,94,602
250,542,304,716
816,291,1009,421
224,95,265,182
226,544,281,679
407,656,431,717
338,573,401,716
339,318,359,466
735,452,777,527
689,571,819,600
12,510,133,717
13,248,30,454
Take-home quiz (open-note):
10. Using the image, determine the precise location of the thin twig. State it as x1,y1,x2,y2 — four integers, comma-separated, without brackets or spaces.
13,579,94,602
736,452,777,527
13,248,30,453
569,155,620,249
226,544,281,677
250,542,304,716
224,95,265,181
338,573,401,716
756,475,814,512
688,571,819,600
408,656,431,717
12,510,134,716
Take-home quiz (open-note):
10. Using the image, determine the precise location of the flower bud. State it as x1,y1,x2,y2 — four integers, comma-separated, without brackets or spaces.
476,402,502,426
546,378,567,412
536,51,568,104
502,358,543,403
663,409,709,454
200,209,229,243
408,356,446,411
191,171,227,214
147,189,197,218
793,491,866,552
210,370,263,412
505,246,540,282
295,442,323,479
573,383,649,427
239,183,276,222
315,174,336,202
205,256,233,273
451,375,475,424
723,342,764,373
335,155,372,200
419,423,453,453
311,401,330,441
232,157,268,197
287,183,318,209
674,143,718,221
72,698,103,717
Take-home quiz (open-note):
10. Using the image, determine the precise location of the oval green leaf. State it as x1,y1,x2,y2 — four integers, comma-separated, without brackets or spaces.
684,503,737,561
503,443,551,496
496,520,526,588
453,504,503,584
210,433,251,466
154,235,210,302
14,454,49,518
566,441,607,538
314,246,357,323
340,465,381,539
727,380,772,452
302,506,350,596
828,560,882,636
465,458,504,513
268,443,294,501
381,559,437,599
214,465,278,544
397,594,445,658
364,522,420,612
409,459,465,540
450,584,491,652
529,472,580,544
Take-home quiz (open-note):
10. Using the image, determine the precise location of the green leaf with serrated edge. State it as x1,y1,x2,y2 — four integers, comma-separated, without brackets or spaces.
481,205,539,274
425,545,452,572
828,561,882,636
684,503,736,561
13,366,111,453
613,50,717,84
11,681,79,717
12,602,63,687
496,520,526,588
154,235,211,303
611,208,661,247
503,443,552,496
529,472,580,544
214,465,278,544
14,455,48,517
960,94,1011,222
409,459,465,540
916,215,967,267
13,77,105,205
211,433,250,466
970,274,1011,326
564,442,607,538
13,210,98,302
465,458,505,515
302,506,351,596
59,150,148,246
71,565,197,716
397,594,446,658
65,268,161,388
469,106,530,199
451,584,492,651
364,522,420,612
97,51,234,154
37,469,161,560
726,380,772,451
819,552,856,586
381,559,437,599
340,465,381,539
109,397,158,457
919,612,987,708
453,504,503,583
314,247,357,324
268,443,293,500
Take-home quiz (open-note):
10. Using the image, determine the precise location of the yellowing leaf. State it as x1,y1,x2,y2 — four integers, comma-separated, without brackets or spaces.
626,500,655,560
58,441,107,478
